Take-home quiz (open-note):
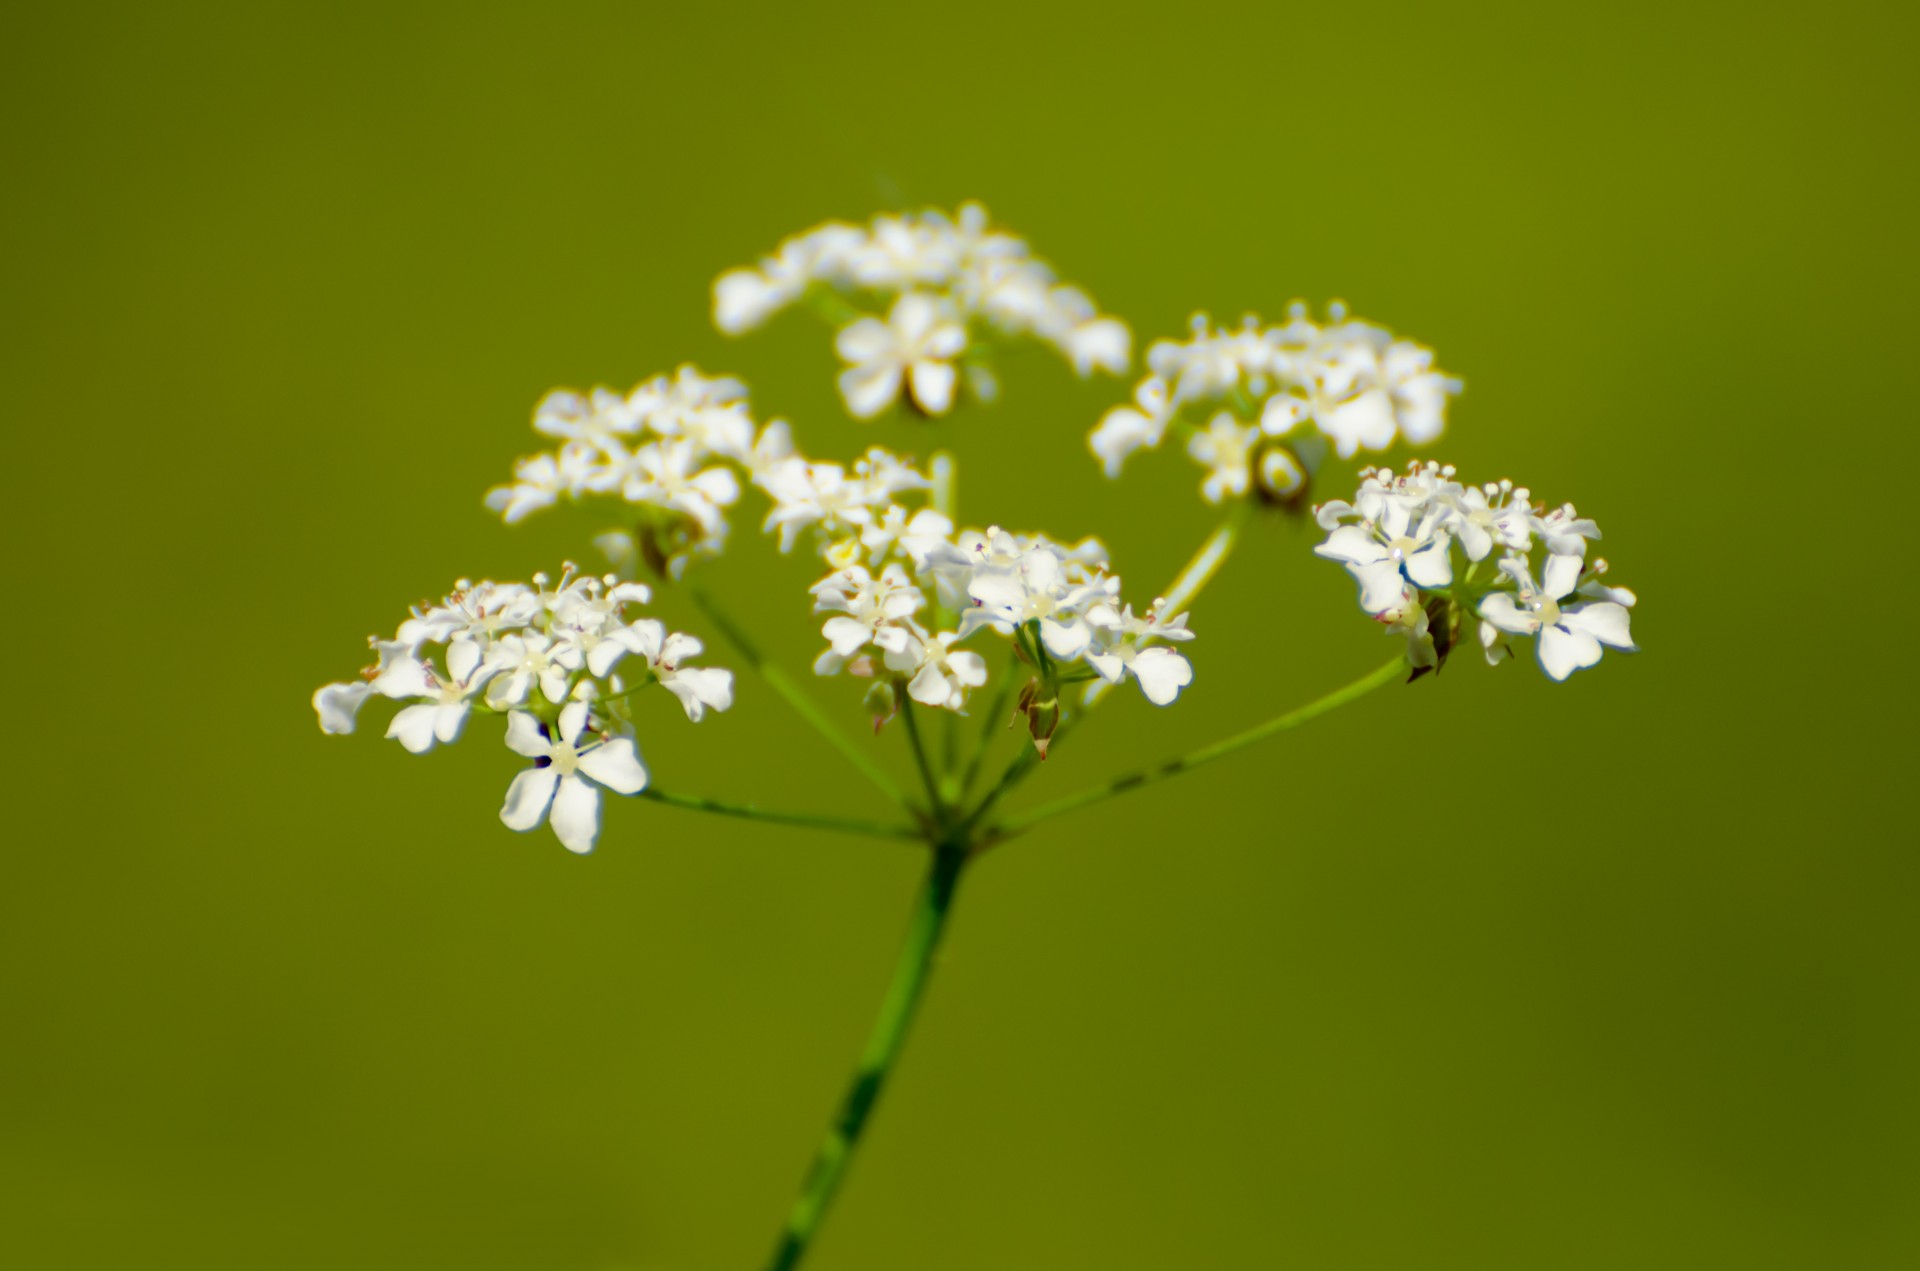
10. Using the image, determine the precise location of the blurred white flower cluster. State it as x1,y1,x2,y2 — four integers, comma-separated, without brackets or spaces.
1090,305,1461,502
713,203,1131,419
1314,463,1637,681
312,567,732,852
484,366,793,577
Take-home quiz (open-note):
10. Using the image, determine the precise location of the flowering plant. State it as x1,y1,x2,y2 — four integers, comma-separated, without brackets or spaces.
313,203,1637,1268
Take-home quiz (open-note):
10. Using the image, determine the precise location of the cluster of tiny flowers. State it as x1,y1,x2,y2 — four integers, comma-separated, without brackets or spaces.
484,366,794,577
311,567,733,853
807,516,1197,718
1313,462,1638,681
713,203,1131,420
1090,305,1461,501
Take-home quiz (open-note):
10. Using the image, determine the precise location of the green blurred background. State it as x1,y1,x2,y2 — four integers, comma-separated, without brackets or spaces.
4,2,1915,1267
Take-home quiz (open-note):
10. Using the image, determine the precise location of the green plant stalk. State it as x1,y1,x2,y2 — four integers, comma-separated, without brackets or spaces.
898,692,949,828
983,654,1406,843
682,582,919,817
763,845,968,1271
959,654,1022,800
637,789,918,840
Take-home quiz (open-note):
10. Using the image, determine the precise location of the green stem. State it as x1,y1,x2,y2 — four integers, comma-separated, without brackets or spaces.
682,582,918,817
898,691,948,828
981,654,1406,843
636,789,919,840
959,654,1021,799
961,743,1040,837
763,846,968,1271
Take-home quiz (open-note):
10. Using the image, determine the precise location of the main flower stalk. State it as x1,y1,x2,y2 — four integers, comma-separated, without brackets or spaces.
765,842,968,1271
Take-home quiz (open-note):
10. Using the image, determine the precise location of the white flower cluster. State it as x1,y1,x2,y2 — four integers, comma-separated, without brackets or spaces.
484,366,794,577
311,567,733,852
807,520,1196,715
1090,305,1461,501
713,203,1131,420
1314,462,1637,681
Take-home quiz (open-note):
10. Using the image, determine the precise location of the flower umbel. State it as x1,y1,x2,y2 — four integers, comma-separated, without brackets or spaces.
316,199,1646,1271
1314,462,1639,681
312,566,732,851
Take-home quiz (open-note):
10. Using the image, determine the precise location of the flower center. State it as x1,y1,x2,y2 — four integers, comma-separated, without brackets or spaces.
548,741,582,777
1534,596,1562,627
1387,535,1418,564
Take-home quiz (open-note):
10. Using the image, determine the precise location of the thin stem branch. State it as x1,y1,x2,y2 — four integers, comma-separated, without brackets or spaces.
981,654,1407,843
1161,497,1253,617
763,847,968,1271
898,691,948,828
959,652,1021,799
682,582,918,817
961,743,1040,838
637,789,919,840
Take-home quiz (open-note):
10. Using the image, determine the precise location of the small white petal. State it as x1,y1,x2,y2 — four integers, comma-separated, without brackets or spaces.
446,638,483,684
909,360,957,415
578,738,648,794
907,662,951,707
948,651,988,687
313,681,373,735
1563,601,1635,651
1478,593,1537,637
1403,543,1454,589
1039,617,1091,660
386,703,440,754
504,710,551,759
1128,648,1193,706
549,774,602,853
433,701,470,744
839,364,901,420
1538,624,1603,681
557,700,590,743
1544,552,1583,601
500,766,559,832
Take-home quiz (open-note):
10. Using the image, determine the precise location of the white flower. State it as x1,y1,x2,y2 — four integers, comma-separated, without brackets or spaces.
499,703,649,854
860,504,954,570
385,643,499,754
1084,602,1196,706
713,267,788,336
483,630,580,707
810,564,924,674
590,438,740,536
959,535,1116,653
484,443,604,525
886,631,989,710
607,619,735,721
1315,464,1459,612
1532,502,1602,557
1478,554,1636,681
532,387,641,451
1186,414,1259,504
836,293,967,419
1065,317,1131,377
1444,479,1534,562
